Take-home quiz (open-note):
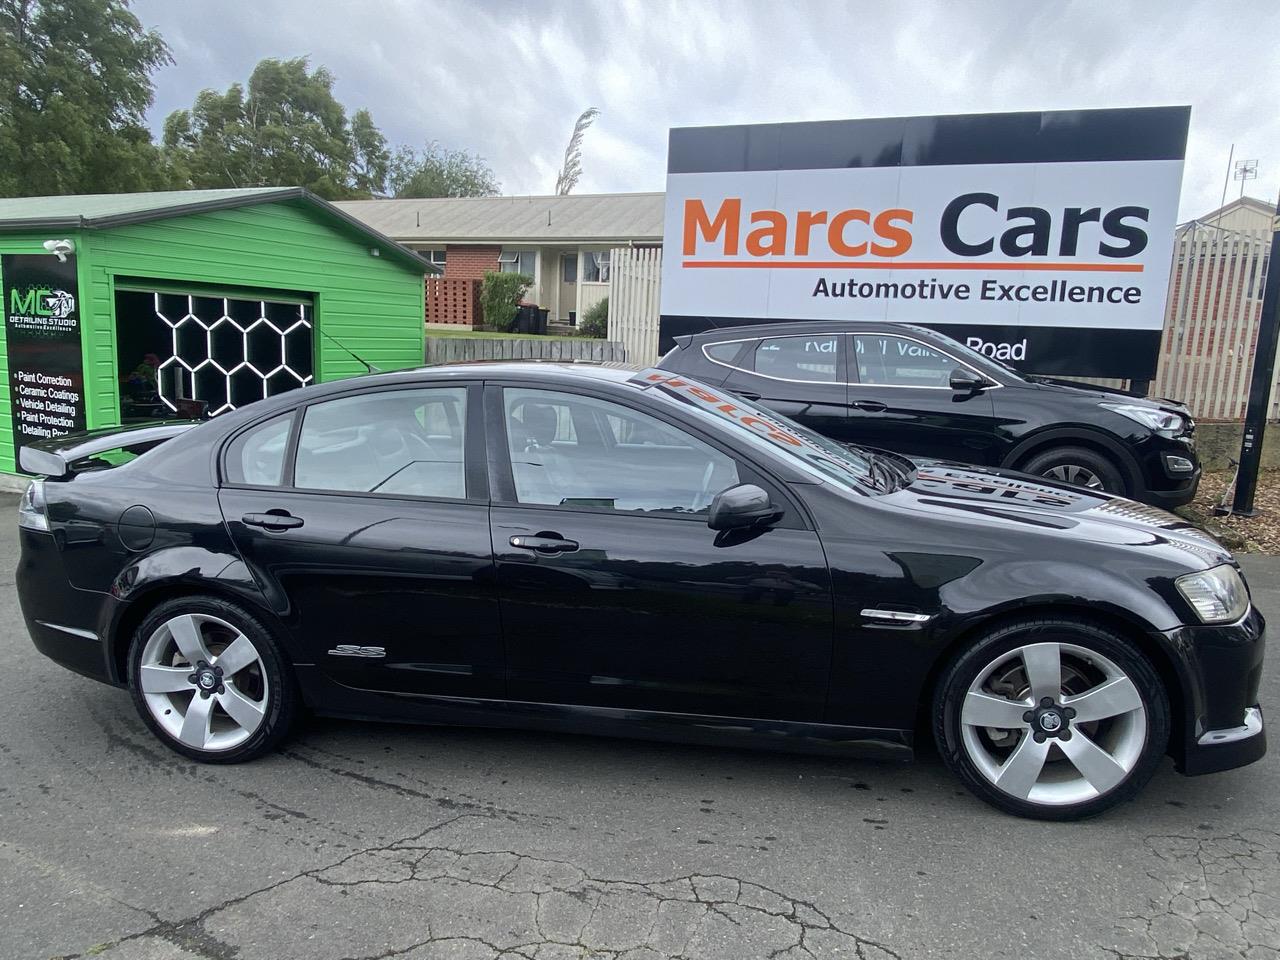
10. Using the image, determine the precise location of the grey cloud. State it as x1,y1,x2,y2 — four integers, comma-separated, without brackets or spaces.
132,0,1278,218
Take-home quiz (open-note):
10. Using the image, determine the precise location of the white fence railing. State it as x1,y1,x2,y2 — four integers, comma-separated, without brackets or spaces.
607,246,663,365
1151,225,1276,421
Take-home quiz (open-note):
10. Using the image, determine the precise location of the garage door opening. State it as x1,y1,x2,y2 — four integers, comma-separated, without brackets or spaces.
115,288,314,422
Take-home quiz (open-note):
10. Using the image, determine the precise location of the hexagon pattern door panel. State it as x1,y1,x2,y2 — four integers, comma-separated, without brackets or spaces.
115,289,314,419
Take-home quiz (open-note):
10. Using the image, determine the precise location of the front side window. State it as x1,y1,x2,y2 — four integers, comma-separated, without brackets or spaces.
853,335,961,388
582,250,611,283
504,387,738,514
293,387,467,498
224,413,292,486
754,335,840,382
498,250,536,276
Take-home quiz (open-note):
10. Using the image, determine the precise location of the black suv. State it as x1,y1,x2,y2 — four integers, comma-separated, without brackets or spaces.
658,322,1200,507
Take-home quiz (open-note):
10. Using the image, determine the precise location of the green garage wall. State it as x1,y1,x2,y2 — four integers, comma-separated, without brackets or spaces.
0,199,426,476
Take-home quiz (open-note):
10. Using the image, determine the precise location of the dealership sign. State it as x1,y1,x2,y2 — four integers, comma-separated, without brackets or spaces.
660,107,1190,378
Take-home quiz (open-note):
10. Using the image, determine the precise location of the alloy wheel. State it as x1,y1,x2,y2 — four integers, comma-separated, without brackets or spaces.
138,613,269,752
1043,463,1104,489
959,641,1147,806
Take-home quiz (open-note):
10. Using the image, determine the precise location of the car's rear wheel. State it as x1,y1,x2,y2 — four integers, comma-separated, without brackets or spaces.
934,618,1169,820
127,596,297,763
1021,445,1126,494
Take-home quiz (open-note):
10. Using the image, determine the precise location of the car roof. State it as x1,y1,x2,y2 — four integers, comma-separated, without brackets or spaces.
680,321,939,341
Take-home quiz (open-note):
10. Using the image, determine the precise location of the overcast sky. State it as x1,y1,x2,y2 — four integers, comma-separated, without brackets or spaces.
131,0,1278,221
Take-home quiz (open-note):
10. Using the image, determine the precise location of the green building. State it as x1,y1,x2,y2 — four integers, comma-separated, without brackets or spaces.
0,187,432,484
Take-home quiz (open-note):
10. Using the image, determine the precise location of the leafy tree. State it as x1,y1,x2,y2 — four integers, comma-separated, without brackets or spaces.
0,0,173,197
390,141,500,198
163,57,388,199
553,107,599,196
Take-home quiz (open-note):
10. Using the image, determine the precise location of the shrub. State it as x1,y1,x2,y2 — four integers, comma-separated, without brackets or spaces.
479,271,532,331
578,296,608,338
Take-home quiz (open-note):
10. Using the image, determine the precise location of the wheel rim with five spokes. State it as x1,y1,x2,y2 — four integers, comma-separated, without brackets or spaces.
139,613,269,752
959,641,1147,807
1043,464,1105,490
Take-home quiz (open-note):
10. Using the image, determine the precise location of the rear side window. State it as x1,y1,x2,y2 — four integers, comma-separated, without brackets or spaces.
224,413,292,486
853,335,961,388
754,335,840,382
294,387,467,498
703,341,743,364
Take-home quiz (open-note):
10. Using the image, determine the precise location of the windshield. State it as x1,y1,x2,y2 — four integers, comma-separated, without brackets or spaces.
631,370,892,494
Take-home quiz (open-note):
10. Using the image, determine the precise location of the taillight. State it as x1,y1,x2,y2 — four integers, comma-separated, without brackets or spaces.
18,480,49,532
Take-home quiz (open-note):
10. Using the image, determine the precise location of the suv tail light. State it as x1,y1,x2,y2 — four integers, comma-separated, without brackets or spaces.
18,480,49,532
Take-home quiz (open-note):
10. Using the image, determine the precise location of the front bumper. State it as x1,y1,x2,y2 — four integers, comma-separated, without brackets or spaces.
1168,605,1267,776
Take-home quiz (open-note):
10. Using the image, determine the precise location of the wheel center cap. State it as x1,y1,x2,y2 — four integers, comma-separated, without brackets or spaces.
187,661,224,697
1023,697,1076,742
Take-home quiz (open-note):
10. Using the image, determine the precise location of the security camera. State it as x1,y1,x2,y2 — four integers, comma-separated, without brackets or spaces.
42,239,74,262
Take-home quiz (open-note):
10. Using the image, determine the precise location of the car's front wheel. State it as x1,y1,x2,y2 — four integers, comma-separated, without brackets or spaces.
1021,445,1126,495
934,618,1170,820
127,596,297,763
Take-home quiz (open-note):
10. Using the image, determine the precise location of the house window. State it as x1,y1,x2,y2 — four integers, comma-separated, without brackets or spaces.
423,250,446,271
582,250,611,283
498,250,536,276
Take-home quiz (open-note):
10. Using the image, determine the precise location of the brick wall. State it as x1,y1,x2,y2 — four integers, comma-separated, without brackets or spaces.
425,277,481,326
444,244,500,280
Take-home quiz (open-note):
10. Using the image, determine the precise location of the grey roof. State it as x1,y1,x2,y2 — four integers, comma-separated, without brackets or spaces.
334,192,666,244
0,187,436,274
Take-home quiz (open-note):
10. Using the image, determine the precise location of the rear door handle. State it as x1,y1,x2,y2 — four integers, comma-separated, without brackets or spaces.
242,512,304,531
852,400,887,412
734,390,762,401
509,534,578,554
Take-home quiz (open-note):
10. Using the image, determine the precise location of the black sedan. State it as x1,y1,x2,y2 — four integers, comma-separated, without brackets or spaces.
657,321,1201,508
16,362,1265,819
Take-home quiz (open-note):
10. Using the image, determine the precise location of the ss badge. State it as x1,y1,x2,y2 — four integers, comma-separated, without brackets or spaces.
328,645,386,658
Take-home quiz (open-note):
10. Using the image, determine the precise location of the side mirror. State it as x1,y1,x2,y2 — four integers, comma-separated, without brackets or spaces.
949,368,987,392
707,483,785,531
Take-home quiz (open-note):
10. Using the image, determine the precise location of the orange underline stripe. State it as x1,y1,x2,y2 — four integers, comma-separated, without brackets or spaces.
681,260,1145,273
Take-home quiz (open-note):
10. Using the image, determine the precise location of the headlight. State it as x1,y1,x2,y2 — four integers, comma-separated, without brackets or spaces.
1099,402,1184,437
1176,564,1249,624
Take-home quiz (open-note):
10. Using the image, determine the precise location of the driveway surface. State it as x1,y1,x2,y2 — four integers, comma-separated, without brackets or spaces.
0,498,1275,960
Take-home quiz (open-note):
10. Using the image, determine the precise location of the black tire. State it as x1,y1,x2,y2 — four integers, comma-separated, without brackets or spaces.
127,595,298,763
1021,445,1127,494
933,618,1170,820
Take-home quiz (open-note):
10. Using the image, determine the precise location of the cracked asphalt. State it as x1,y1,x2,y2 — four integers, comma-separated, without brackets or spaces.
0,503,1276,960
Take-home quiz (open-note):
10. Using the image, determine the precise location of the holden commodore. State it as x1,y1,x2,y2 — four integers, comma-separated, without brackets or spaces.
15,363,1265,819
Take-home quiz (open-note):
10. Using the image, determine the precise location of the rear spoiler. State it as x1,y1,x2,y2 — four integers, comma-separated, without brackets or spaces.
19,421,200,478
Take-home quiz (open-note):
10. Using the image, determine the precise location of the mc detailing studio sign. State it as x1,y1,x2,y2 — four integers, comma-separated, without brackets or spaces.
660,107,1189,379
2,253,87,470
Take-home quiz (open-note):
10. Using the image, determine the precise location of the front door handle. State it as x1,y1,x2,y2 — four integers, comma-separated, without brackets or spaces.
852,400,887,412
242,511,304,531
509,534,579,554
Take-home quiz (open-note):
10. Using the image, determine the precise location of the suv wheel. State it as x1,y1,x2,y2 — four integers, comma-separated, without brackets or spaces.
934,618,1170,820
127,596,297,763
1022,446,1125,494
